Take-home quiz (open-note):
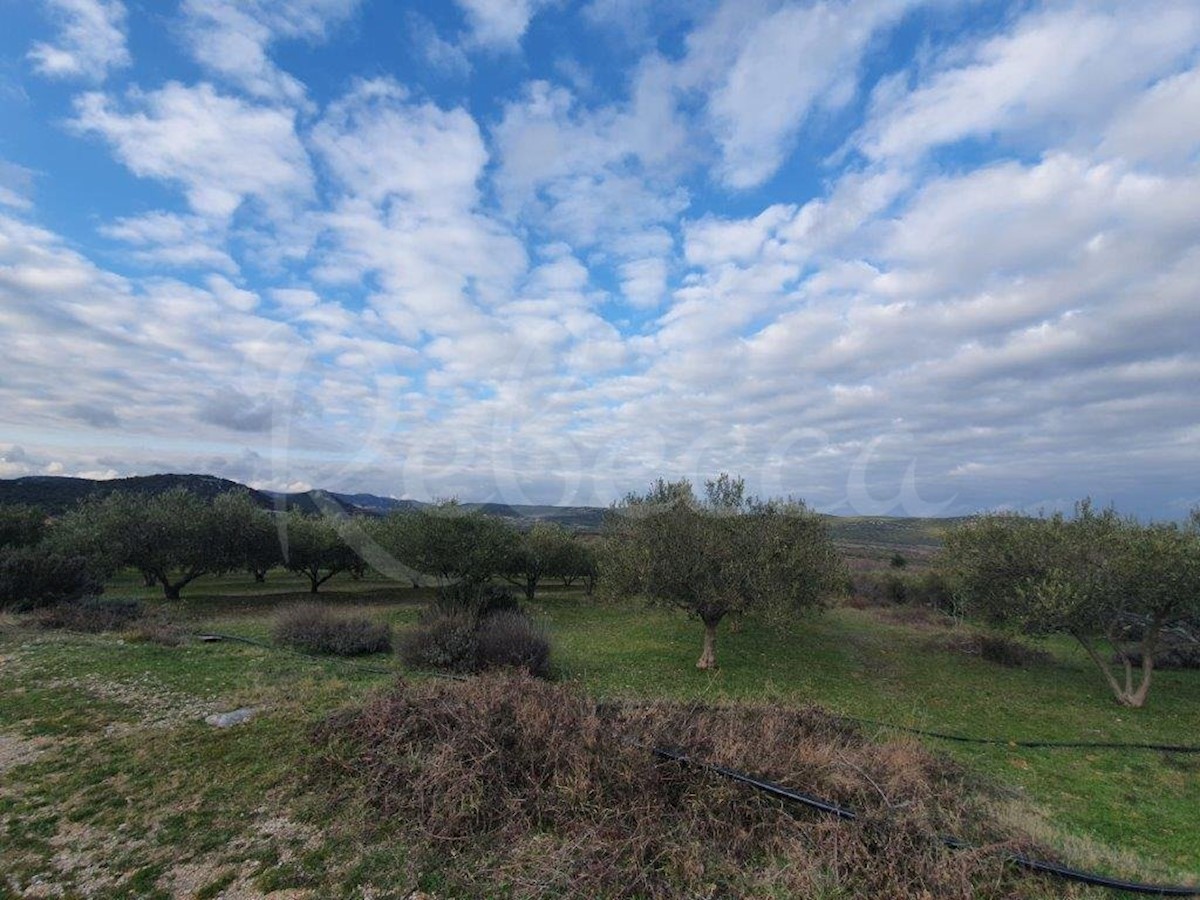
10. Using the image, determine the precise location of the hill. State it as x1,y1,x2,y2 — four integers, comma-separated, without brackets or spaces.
0,474,273,515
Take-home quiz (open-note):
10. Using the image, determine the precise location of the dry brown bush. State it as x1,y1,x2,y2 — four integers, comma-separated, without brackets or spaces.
30,597,144,633
272,602,392,656
122,619,185,646
934,631,1054,668
311,672,1066,899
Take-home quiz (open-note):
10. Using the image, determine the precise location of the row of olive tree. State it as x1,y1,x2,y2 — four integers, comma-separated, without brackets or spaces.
940,501,1200,707
37,490,360,599
10,491,600,604
364,503,597,601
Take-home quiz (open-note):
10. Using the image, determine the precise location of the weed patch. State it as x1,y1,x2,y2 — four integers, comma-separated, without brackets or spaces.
311,672,1056,899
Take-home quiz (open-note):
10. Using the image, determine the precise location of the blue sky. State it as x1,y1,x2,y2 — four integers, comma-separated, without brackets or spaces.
1,0,1198,517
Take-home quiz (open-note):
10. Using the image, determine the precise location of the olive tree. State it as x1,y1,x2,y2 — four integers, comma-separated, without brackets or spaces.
503,522,575,601
280,511,358,593
0,504,47,549
557,538,598,595
942,501,1200,707
601,474,845,670
379,503,517,590
52,488,247,600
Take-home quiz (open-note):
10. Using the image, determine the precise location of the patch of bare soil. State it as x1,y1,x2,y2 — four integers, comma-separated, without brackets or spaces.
0,731,52,774
44,672,225,734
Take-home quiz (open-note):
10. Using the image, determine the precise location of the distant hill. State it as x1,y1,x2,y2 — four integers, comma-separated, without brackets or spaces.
821,515,969,549
326,492,423,515
0,474,273,515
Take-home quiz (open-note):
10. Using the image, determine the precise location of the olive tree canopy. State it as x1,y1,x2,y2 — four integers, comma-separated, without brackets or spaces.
600,474,845,670
942,501,1200,707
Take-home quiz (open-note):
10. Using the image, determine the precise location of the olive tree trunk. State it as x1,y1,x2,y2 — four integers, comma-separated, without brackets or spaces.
697,620,720,670
1075,614,1165,708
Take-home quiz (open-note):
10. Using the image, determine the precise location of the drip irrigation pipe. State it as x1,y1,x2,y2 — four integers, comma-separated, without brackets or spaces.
650,745,1200,897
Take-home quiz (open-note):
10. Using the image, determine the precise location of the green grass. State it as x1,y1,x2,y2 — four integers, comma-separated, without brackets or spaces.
1,573,1197,897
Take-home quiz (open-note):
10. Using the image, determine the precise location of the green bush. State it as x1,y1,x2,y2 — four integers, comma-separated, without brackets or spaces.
272,603,392,656
0,546,103,611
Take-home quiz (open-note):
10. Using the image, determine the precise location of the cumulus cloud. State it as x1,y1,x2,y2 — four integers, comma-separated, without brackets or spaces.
311,78,526,339
100,211,237,272
71,82,314,220
703,0,917,188
180,0,360,103
4,0,1200,516
453,0,554,49
28,0,129,82
858,1,1200,163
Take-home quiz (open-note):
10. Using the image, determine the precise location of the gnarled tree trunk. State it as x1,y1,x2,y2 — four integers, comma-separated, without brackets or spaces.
697,619,719,670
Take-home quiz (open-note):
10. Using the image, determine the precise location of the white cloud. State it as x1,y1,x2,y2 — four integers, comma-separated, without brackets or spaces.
453,0,554,49
493,68,691,255
71,82,314,220
0,161,37,211
311,79,526,340
311,79,487,213
618,258,668,309
406,12,471,77
1101,64,1200,170
28,0,129,82
859,1,1200,163
100,211,236,272
180,0,360,103
704,0,916,188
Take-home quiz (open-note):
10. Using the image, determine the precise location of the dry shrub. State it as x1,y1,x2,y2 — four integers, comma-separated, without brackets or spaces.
398,609,478,673
31,597,143,633
473,610,552,678
400,607,553,677
846,573,891,607
312,673,1059,899
272,602,392,656
123,619,185,646
936,631,1053,668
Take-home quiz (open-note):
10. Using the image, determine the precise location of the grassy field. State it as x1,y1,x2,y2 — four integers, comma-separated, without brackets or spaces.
1,571,1197,898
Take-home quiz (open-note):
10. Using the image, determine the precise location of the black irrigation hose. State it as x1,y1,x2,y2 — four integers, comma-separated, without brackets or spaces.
832,713,1200,754
192,631,397,676
651,744,1200,897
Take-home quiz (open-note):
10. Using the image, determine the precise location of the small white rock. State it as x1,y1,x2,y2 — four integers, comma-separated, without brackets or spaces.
204,707,257,728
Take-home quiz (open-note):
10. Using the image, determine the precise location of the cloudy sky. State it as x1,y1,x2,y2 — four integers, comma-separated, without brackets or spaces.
1,0,1198,517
